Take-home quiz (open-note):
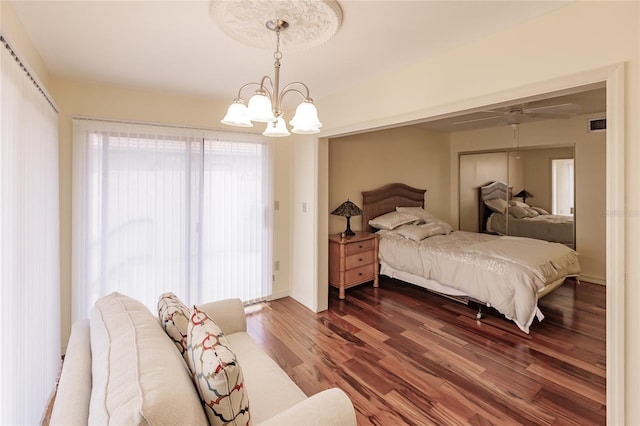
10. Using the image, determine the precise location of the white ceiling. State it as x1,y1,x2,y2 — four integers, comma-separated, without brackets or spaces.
10,0,574,106
10,0,606,132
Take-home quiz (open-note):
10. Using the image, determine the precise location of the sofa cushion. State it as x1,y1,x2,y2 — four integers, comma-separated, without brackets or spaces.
225,332,307,424
187,306,251,426
157,291,191,363
89,292,206,425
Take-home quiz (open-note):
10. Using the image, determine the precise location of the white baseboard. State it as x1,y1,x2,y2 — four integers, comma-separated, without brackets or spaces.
578,274,606,286
267,290,289,301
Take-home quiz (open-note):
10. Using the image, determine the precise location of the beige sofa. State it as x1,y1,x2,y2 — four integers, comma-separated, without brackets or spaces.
49,293,356,425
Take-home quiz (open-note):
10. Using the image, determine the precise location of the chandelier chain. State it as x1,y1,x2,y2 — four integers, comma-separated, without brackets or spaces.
274,27,282,61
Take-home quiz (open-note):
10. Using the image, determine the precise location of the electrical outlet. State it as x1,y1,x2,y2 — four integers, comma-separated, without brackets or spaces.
274,260,279,271
302,202,307,212
274,200,279,211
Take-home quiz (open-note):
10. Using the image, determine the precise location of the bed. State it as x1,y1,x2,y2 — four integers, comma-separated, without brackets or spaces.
479,181,574,247
361,183,581,333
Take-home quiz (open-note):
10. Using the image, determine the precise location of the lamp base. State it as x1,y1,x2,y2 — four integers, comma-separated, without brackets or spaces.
344,216,355,236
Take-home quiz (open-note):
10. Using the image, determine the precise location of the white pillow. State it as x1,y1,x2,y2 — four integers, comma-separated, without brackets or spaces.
508,205,530,219
395,223,447,241
395,206,434,222
531,206,550,215
396,206,454,234
368,211,419,230
509,200,529,208
485,198,508,213
89,292,207,425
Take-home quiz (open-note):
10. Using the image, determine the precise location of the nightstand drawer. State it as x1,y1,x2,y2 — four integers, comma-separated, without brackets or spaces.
345,251,374,270
344,264,374,285
345,239,374,255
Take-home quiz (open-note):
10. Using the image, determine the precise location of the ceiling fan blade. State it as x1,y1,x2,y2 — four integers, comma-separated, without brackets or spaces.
522,102,581,114
452,115,504,125
526,112,572,119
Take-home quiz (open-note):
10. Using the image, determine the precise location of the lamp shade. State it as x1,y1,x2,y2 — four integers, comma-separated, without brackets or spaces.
247,92,277,123
331,199,362,217
290,100,322,134
221,100,253,127
262,116,291,137
514,189,533,203
331,199,362,237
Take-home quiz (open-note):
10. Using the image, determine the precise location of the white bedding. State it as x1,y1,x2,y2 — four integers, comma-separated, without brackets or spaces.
487,212,574,245
377,230,581,333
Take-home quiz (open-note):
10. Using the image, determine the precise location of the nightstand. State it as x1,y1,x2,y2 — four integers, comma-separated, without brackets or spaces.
328,232,379,299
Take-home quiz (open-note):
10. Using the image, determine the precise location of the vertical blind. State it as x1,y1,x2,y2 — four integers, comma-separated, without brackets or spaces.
0,36,61,424
72,120,272,320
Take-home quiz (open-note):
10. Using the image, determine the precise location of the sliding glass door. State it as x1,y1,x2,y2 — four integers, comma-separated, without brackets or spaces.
73,120,272,320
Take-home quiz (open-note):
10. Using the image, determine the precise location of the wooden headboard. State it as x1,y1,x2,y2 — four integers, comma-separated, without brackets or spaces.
478,181,512,232
361,183,426,232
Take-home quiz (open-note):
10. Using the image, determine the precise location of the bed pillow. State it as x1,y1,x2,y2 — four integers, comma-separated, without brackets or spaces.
508,205,530,219
157,292,191,364
368,211,419,230
509,200,529,208
485,198,508,213
187,307,250,426
531,206,550,215
395,222,448,241
395,206,454,234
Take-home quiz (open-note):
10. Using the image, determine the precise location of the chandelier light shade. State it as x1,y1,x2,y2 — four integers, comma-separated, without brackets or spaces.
331,199,362,237
220,19,322,137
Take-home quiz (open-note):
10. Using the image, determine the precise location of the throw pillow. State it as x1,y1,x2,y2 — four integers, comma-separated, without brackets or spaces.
368,211,419,230
395,223,447,241
157,292,191,363
187,307,250,426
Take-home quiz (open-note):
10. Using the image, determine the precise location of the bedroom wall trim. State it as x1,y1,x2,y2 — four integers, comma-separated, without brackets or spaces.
605,62,625,426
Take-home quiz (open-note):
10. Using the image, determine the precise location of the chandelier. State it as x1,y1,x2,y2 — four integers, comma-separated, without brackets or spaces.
221,19,322,137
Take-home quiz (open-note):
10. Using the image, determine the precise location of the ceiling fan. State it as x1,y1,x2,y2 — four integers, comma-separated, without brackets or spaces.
453,102,582,126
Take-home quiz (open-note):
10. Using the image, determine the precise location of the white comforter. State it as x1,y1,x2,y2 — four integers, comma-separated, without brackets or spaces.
377,230,581,333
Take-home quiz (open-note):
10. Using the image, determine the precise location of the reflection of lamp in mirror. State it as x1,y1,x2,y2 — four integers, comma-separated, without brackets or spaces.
514,189,534,204
331,199,362,237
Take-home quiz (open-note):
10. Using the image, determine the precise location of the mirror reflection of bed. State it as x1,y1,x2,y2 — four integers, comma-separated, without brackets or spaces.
459,146,575,249
479,180,575,248
360,182,580,334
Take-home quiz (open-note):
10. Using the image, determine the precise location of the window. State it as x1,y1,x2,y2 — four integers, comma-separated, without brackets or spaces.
552,158,574,216
72,120,272,320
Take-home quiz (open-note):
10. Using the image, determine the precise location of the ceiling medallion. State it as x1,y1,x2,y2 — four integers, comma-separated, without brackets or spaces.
210,0,343,51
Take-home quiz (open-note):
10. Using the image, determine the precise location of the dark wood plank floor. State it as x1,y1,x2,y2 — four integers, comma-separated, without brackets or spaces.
245,276,606,425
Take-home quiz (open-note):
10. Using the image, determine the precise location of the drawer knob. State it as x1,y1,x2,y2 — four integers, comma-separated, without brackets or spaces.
358,245,363,248
358,258,363,262
358,272,362,276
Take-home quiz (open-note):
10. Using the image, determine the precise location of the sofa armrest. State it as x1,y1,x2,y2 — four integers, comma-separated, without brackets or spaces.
196,298,247,334
256,388,357,426
50,319,92,426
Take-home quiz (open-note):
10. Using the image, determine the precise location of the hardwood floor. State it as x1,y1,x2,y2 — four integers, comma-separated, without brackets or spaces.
245,276,605,425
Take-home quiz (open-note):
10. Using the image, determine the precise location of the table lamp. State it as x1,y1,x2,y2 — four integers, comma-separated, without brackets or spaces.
331,199,362,237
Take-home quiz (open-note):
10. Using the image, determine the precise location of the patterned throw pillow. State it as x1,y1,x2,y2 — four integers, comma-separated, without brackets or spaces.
187,307,250,426
157,292,191,363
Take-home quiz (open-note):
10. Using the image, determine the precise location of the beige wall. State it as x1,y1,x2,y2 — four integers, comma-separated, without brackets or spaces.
329,126,450,235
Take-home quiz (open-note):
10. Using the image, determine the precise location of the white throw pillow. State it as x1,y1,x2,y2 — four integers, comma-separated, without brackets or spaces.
396,206,454,234
485,198,508,213
89,292,207,425
187,307,251,426
395,223,447,241
157,292,191,364
368,211,419,230
531,206,550,215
